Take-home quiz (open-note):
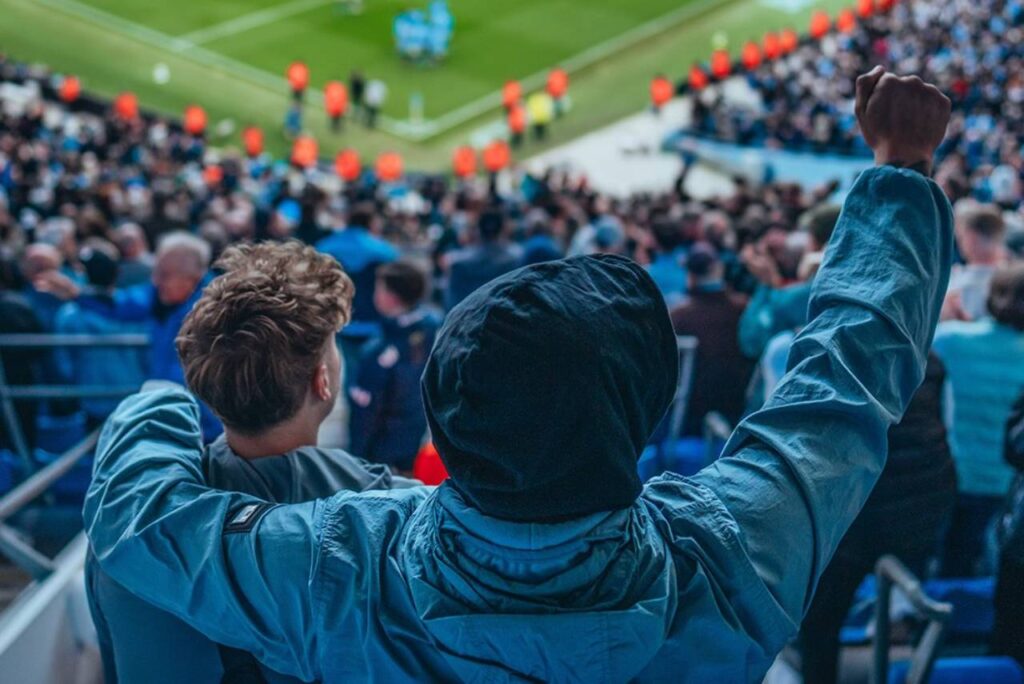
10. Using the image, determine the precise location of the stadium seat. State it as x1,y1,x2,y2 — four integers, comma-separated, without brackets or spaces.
637,444,662,483
888,657,1024,684
923,578,996,642
660,438,707,477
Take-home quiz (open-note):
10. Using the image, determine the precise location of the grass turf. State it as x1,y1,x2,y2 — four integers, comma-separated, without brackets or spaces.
0,0,851,169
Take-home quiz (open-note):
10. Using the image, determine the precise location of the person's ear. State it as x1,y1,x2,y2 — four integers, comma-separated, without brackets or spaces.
313,362,332,402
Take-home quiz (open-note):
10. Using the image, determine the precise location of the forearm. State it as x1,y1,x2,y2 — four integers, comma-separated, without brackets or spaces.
84,389,320,679
694,166,953,621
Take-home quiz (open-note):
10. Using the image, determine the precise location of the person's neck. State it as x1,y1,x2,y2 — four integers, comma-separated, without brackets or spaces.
226,416,321,460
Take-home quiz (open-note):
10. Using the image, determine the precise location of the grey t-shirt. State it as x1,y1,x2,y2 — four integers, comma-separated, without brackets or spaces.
86,437,422,684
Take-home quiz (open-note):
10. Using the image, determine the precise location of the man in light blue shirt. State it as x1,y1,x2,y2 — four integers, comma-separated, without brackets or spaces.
84,70,953,682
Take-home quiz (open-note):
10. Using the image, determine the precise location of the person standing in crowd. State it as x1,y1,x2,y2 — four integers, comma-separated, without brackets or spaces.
86,242,418,684
993,390,1024,666
935,264,1024,576
943,201,1009,321
738,204,840,359
316,203,398,381
0,255,43,453
54,240,146,430
83,70,955,682
349,260,440,472
112,223,153,288
646,216,689,306
444,209,522,310
364,78,388,129
670,243,752,434
20,243,69,331
798,353,957,684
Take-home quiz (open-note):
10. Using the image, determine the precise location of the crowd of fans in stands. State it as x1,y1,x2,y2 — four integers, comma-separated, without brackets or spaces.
3,33,1024,679
691,0,1024,207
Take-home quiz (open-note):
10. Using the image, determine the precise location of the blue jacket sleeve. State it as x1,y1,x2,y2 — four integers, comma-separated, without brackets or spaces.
83,389,325,680
647,166,953,646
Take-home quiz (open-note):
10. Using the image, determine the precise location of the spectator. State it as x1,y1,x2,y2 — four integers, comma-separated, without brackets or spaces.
86,242,416,684
82,69,957,682
21,243,69,331
798,354,957,684
0,255,43,452
992,390,1024,665
444,209,522,310
934,264,1024,576
669,242,752,433
54,240,146,429
315,202,398,381
145,232,212,385
349,259,440,471
737,204,840,359
112,223,154,288
646,216,688,306
943,200,1009,321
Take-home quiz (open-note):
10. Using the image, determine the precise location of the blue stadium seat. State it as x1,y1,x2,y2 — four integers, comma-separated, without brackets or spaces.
889,657,1024,684
922,578,996,642
35,412,87,454
637,445,662,483
660,438,707,477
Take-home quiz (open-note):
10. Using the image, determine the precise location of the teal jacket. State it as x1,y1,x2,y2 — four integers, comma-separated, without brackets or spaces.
738,281,813,360
84,166,952,683
933,318,1024,496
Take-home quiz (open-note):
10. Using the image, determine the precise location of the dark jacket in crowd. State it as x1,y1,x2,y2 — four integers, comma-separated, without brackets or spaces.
670,285,753,435
315,229,398,339
800,353,957,684
993,390,1024,663
444,242,523,311
0,292,42,451
349,307,441,470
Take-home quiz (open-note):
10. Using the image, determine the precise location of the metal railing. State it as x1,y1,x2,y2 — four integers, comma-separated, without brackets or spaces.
871,555,954,684
666,335,699,442
702,411,732,463
0,333,149,473
0,334,149,580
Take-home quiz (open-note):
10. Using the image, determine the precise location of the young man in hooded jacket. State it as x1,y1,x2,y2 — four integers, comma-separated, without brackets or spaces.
84,69,953,683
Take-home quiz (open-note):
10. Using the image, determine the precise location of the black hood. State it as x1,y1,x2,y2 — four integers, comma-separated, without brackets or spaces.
422,254,678,522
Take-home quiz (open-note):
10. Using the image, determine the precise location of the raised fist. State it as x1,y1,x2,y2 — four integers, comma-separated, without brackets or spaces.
855,66,951,174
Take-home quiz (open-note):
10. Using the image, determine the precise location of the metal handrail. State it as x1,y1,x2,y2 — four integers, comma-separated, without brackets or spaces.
2,386,144,400
0,429,100,580
667,335,699,442
0,333,149,472
871,555,954,684
0,430,100,524
0,334,149,348
702,411,732,463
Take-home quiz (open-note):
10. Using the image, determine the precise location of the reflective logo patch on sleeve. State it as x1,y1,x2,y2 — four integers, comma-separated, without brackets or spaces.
224,502,275,535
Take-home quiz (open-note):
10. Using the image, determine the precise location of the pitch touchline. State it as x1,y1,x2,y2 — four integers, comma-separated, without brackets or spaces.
29,0,735,141
175,0,336,48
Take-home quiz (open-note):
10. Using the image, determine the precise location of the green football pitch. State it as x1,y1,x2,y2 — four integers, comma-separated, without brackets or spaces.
0,0,849,168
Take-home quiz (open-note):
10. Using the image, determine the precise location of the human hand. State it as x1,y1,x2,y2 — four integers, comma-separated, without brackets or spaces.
855,66,951,175
32,271,81,301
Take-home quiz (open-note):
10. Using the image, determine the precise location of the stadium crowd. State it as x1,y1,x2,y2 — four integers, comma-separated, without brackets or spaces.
690,0,1024,208
1,36,1024,684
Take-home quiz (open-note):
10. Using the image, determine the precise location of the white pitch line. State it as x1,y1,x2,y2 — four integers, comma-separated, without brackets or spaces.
29,0,736,142
175,0,335,48
30,0,412,136
422,0,732,135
